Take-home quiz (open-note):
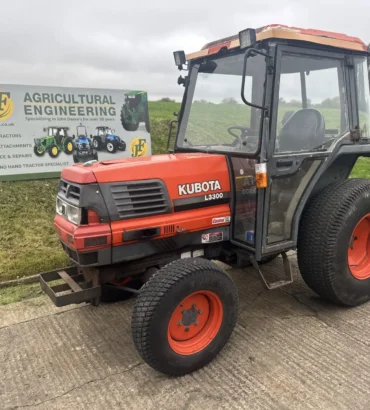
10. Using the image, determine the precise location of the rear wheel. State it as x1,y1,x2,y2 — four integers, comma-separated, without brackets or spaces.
298,178,370,306
144,108,150,133
132,258,238,376
63,137,74,155
120,105,139,131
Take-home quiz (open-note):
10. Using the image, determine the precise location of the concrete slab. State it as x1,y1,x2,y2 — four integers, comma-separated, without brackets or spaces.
2,256,370,410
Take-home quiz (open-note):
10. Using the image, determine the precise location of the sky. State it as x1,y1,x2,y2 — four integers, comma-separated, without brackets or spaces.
1,0,370,101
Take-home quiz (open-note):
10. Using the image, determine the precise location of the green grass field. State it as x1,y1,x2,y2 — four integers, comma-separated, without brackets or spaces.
0,100,369,283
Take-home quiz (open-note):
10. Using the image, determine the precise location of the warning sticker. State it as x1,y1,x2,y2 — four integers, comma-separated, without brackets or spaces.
201,232,223,243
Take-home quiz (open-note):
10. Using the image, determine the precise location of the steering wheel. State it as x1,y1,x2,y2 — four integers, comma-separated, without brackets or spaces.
227,126,257,151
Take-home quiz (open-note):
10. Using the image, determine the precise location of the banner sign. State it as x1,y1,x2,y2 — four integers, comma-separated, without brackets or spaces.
0,84,151,181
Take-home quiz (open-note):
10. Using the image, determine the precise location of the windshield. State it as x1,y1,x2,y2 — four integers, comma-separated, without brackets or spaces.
176,51,267,154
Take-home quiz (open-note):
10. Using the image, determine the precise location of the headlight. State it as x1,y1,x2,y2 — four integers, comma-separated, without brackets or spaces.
56,198,82,225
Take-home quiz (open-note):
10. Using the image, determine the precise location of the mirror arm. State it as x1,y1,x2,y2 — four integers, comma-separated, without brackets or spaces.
241,48,272,111
167,120,178,152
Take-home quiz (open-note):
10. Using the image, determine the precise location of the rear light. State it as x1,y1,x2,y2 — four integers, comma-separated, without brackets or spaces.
87,209,100,224
255,163,268,188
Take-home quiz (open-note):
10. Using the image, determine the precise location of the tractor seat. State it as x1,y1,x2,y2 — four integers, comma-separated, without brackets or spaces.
277,109,325,152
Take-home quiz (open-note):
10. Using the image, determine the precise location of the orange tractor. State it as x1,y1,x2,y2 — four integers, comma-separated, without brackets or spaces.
41,24,370,376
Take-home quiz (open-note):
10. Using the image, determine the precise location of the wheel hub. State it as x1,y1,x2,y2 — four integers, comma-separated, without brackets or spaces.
167,290,223,355
348,213,370,280
178,304,202,330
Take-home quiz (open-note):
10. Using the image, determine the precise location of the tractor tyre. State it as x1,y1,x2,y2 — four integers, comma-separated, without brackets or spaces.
63,137,74,155
120,106,139,131
118,141,126,151
92,137,103,150
73,154,79,163
34,145,45,156
144,109,150,133
106,141,117,154
48,144,59,158
132,258,238,376
298,178,370,307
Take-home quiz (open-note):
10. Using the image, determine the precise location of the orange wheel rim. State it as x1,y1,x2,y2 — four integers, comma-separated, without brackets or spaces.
348,213,370,280
167,290,223,355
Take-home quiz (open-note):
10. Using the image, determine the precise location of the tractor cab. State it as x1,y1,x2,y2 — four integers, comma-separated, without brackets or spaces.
45,126,69,145
75,124,90,143
173,24,370,260
96,126,114,137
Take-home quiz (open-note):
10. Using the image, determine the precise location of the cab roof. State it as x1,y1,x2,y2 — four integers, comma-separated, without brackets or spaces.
186,24,368,60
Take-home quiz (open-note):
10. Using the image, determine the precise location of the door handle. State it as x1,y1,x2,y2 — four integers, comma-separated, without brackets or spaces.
276,159,294,168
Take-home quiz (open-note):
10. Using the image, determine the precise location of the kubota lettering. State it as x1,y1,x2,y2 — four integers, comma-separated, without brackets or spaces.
178,180,221,196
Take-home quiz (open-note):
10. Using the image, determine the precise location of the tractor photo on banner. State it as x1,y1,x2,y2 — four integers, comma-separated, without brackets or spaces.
0,85,151,181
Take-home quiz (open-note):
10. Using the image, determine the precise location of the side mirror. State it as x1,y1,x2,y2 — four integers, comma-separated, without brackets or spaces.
241,48,272,111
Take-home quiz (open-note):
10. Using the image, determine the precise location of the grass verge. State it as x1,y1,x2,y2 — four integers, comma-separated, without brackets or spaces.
0,283,43,305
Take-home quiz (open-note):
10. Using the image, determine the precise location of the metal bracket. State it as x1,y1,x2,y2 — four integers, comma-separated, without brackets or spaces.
249,252,293,290
40,268,101,307
350,127,361,142
345,55,354,67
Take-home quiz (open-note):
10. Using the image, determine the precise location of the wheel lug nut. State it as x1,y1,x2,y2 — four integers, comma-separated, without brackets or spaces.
181,309,185,314
195,321,199,326
185,327,189,332
178,321,182,326
197,309,202,314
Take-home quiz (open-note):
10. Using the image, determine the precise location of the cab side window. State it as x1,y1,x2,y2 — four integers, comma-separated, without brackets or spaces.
276,54,348,153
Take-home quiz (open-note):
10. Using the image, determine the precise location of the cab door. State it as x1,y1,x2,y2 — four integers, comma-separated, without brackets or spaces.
261,45,352,256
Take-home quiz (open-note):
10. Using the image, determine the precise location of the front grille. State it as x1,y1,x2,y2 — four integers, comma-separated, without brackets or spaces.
111,180,170,219
164,224,175,234
60,180,81,200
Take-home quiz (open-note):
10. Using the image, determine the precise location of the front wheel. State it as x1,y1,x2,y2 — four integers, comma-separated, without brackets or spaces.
132,258,239,376
92,137,102,150
48,144,59,158
298,178,370,306
34,145,45,156
106,141,117,153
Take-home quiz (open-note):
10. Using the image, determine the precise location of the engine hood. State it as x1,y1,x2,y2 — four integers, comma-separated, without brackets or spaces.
61,153,230,200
